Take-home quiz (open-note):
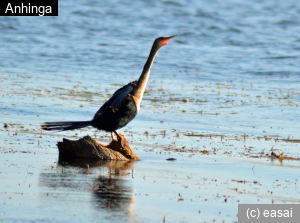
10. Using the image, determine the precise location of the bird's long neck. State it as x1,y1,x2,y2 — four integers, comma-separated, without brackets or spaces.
132,44,161,106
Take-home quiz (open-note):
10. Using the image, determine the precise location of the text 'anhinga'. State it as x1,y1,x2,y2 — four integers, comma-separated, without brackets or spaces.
41,35,177,140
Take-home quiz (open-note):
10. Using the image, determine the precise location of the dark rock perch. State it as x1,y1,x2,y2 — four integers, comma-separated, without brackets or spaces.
57,133,140,161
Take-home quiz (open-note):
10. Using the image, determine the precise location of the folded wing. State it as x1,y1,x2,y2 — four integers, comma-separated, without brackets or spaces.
93,81,137,118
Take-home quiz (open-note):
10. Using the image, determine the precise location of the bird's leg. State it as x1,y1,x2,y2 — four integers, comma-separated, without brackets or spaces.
111,132,115,141
114,130,121,141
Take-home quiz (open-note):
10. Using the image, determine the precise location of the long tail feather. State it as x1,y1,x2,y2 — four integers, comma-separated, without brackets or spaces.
41,121,92,131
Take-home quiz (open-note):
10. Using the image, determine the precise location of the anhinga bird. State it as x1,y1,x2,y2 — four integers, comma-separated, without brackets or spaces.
41,35,177,140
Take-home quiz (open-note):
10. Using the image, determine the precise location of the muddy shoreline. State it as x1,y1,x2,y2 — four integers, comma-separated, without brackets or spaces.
1,124,300,222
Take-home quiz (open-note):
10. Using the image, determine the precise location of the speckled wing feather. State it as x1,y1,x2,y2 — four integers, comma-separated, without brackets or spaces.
93,81,137,118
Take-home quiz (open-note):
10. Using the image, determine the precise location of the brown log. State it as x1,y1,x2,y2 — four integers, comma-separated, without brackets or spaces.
57,133,140,161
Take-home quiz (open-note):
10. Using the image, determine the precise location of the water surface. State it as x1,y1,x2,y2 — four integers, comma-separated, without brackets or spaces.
1,0,300,222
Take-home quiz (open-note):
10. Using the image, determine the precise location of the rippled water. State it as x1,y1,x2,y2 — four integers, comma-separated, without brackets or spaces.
1,0,300,134
1,0,300,222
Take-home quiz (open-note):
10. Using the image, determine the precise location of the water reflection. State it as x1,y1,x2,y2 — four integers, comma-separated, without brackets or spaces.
39,158,136,218
93,171,134,212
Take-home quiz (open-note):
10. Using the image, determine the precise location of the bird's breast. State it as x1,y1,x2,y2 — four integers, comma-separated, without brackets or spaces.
132,95,141,114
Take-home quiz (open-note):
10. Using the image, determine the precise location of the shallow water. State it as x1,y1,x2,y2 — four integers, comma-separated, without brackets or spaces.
1,135,300,223
1,0,300,222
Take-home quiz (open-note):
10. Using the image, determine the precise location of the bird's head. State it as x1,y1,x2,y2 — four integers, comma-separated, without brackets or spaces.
155,35,178,47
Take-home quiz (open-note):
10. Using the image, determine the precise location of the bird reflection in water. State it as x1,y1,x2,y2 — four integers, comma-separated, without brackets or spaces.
91,160,135,213
39,158,136,218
